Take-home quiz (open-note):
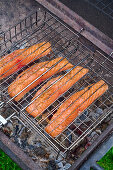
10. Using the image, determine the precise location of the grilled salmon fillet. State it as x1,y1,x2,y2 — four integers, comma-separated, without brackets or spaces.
8,57,73,101
26,66,89,117
45,80,108,137
0,42,51,80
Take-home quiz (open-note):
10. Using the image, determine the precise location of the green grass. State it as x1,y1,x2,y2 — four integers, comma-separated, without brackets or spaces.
0,149,21,170
97,147,113,170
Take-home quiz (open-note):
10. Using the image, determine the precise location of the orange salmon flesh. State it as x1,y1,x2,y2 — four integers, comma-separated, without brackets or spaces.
26,66,89,117
8,57,73,101
45,80,108,137
0,42,51,80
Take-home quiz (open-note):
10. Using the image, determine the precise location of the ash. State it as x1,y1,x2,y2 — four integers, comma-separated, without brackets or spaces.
1,116,71,169
1,108,113,169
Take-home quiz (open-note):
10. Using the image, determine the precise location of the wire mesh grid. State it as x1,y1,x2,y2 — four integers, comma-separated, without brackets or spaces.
0,9,113,153
86,0,113,20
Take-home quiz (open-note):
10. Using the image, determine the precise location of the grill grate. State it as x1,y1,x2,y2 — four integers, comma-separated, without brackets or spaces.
0,9,113,154
87,0,113,20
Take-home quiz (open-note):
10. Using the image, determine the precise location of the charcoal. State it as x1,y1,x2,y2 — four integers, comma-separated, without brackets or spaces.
21,139,27,149
75,147,85,157
95,129,102,135
3,108,14,118
47,160,57,170
13,136,21,145
85,142,92,149
90,131,99,140
66,131,72,144
34,142,42,148
79,114,87,121
64,163,71,169
20,127,30,140
96,108,103,115
57,162,64,169
56,154,63,162
7,122,13,132
27,133,37,145
34,147,47,157
27,144,35,150
101,123,109,131
49,153,56,160
2,127,12,137
14,125,20,135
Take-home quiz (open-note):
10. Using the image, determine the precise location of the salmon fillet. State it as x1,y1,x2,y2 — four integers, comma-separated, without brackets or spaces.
45,80,108,137
0,42,51,80
8,57,73,101
26,66,89,117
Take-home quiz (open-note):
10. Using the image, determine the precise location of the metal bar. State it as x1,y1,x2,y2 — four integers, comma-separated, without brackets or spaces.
1,7,113,154
32,73,113,149
16,43,84,106
27,66,88,118
37,77,90,125
0,15,55,55
1,53,112,150
0,131,42,170
30,61,112,126
36,0,113,55
45,83,106,135
3,35,77,101
69,123,113,170
18,55,89,114
0,16,77,80
0,9,79,55
2,27,69,92
0,35,79,119
0,18,58,63
69,107,113,150
102,1,113,10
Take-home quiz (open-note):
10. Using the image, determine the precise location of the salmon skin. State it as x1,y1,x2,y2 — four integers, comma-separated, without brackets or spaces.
8,57,73,101
26,66,89,117
0,42,51,80
45,80,108,138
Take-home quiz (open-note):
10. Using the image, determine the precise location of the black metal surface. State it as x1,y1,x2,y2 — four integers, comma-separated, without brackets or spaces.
36,0,113,56
80,132,113,170
0,130,42,170
87,0,113,20
59,0,113,40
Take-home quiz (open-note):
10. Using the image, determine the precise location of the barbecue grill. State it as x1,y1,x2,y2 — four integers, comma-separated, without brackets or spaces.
0,0,113,169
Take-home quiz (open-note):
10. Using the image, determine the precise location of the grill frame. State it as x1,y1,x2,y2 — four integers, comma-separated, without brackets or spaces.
0,8,113,154
36,0,113,56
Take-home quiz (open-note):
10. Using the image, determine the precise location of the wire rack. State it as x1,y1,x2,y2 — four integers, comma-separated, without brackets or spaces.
0,9,113,154
86,0,113,20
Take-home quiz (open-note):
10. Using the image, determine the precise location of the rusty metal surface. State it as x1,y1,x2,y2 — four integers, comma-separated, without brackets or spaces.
0,130,42,170
36,0,113,56
0,0,40,32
